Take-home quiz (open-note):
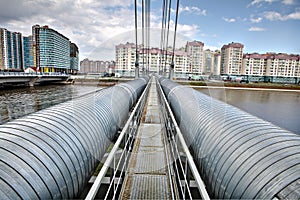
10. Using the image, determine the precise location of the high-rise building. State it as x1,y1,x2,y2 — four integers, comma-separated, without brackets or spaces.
185,41,204,74
213,52,221,75
32,25,70,73
115,42,137,73
203,49,221,75
0,28,23,71
79,58,114,74
23,36,34,70
221,42,244,75
70,43,79,74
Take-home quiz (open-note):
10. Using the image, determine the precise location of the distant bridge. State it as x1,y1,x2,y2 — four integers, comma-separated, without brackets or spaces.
0,72,70,87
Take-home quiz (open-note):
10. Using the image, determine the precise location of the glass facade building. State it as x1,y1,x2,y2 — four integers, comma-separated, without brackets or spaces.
33,25,70,73
70,42,79,73
0,28,23,71
23,36,34,69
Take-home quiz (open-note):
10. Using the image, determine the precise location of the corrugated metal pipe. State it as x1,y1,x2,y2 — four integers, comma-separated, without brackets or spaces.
0,77,149,199
158,76,300,199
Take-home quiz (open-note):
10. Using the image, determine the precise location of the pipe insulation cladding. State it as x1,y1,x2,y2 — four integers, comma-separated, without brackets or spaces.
158,76,300,199
0,76,149,199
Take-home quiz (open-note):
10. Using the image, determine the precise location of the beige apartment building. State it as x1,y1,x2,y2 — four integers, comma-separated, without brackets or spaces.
243,53,300,77
221,42,244,75
80,58,114,74
242,53,267,76
115,42,137,72
203,49,221,75
115,41,205,76
185,41,204,74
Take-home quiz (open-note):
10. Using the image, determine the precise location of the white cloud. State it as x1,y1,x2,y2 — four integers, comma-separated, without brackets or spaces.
175,5,207,16
248,0,278,7
264,10,300,21
282,0,294,5
222,17,236,23
250,17,263,23
264,11,283,20
0,0,153,60
248,0,295,6
249,27,266,31
176,23,200,38
0,0,206,61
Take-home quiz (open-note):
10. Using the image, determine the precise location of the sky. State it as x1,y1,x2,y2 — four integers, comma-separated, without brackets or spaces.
0,0,299,61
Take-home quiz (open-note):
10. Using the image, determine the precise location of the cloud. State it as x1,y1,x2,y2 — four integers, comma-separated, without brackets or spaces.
248,0,278,7
175,5,207,16
250,17,263,23
249,27,266,31
222,17,236,23
264,10,300,21
282,0,295,5
248,0,296,6
0,0,204,61
176,23,200,38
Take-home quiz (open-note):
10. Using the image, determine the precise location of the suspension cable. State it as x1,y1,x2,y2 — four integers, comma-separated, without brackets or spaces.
145,0,148,75
147,0,150,74
171,0,179,68
162,0,169,76
164,0,172,76
142,0,145,75
134,0,139,78
159,0,166,75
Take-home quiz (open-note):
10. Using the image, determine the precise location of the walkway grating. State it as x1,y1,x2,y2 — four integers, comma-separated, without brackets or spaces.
119,77,172,199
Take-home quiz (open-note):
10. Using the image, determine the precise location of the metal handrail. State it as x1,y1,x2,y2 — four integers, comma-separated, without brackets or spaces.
85,77,151,200
0,72,69,77
156,78,210,200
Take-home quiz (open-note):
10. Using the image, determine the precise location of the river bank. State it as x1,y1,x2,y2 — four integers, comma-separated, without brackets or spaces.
72,76,134,86
176,80,300,90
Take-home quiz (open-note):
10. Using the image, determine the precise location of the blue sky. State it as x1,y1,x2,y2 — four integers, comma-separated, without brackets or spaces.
153,0,300,54
0,0,299,60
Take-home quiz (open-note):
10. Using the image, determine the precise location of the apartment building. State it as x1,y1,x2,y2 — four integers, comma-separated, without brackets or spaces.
243,53,300,77
115,42,137,72
116,41,205,76
80,58,115,74
174,50,189,73
0,28,23,71
185,41,204,74
242,53,267,76
203,49,221,75
221,42,244,75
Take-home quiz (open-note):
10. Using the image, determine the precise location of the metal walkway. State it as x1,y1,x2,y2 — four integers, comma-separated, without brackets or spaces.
119,76,172,199
85,75,209,200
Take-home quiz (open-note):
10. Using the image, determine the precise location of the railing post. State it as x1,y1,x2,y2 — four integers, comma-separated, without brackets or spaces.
184,157,191,199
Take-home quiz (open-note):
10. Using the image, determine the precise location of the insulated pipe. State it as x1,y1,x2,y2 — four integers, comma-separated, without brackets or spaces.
158,76,300,199
0,77,149,199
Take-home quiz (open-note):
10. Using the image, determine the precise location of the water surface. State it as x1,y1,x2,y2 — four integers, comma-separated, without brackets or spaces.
197,88,300,134
0,84,100,124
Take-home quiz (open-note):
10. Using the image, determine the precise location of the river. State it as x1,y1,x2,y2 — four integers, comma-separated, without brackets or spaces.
0,84,102,125
196,87,300,134
0,85,299,135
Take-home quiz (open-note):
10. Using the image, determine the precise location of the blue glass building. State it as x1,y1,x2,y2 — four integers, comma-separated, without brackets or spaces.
0,28,23,71
70,43,79,74
33,25,70,73
23,36,34,70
